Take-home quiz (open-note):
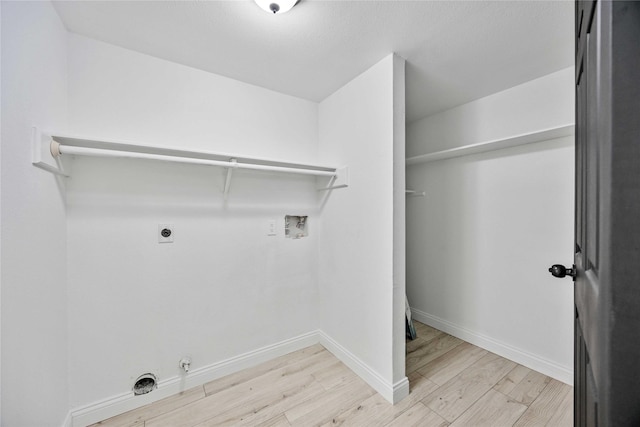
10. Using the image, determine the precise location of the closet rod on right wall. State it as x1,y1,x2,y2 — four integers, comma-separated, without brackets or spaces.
405,123,574,165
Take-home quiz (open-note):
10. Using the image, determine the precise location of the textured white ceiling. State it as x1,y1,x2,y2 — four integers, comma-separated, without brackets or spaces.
52,0,574,122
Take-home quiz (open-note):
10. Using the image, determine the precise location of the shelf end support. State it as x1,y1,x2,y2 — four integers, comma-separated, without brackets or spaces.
31,127,68,177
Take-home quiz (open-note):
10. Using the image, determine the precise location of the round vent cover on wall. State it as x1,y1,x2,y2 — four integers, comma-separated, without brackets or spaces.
133,373,157,396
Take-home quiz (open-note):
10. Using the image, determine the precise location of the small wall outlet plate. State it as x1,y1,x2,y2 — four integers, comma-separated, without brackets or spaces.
158,224,174,243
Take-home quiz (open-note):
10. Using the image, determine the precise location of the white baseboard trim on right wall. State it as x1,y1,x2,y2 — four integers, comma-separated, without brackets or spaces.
410,308,573,386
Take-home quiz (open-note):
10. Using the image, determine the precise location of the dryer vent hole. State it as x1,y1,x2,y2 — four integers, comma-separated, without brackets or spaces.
133,373,157,396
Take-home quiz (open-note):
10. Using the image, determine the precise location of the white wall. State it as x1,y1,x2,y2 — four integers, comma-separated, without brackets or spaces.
318,54,408,402
66,34,321,410
1,13,405,421
1,2,69,426
406,68,575,383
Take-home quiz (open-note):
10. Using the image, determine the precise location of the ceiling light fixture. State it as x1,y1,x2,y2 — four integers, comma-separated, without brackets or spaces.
254,0,298,15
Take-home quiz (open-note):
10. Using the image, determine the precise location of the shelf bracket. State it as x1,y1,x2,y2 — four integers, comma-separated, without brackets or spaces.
31,127,68,177
317,166,348,191
406,189,425,197
223,158,237,200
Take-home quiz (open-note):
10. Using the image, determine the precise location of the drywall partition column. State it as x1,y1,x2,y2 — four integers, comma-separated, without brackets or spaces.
391,56,407,395
406,67,575,383
66,34,320,421
318,54,408,403
1,2,69,426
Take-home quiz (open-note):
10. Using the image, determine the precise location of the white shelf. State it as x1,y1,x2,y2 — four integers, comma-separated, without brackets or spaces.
31,128,348,197
405,124,575,165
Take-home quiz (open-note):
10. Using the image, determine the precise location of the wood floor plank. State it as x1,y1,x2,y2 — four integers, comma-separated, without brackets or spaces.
422,352,517,422
90,386,205,427
412,321,443,342
449,389,527,427
318,372,439,427
417,341,488,386
407,372,441,396
193,376,324,426
501,368,551,405
513,379,572,427
406,333,463,374
384,402,448,427
203,344,328,396
544,384,573,427
494,365,531,395
285,376,376,426
255,414,292,427
90,420,138,427
406,333,441,355
311,359,359,390
234,382,324,426
147,363,320,427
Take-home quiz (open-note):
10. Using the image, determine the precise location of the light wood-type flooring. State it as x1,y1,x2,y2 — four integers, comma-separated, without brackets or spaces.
92,321,572,426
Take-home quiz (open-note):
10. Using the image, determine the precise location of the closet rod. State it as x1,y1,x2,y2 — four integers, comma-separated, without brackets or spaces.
50,141,337,177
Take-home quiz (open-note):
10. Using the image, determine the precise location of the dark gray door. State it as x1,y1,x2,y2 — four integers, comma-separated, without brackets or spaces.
574,1,599,424
554,1,640,425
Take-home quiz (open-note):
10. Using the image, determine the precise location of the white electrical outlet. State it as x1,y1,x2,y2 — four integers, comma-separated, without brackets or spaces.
158,224,174,243
267,219,277,236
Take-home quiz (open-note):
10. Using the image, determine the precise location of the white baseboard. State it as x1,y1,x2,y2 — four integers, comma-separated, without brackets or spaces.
410,308,573,386
69,331,319,427
393,377,410,403
318,331,408,404
61,410,72,427
67,329,408,426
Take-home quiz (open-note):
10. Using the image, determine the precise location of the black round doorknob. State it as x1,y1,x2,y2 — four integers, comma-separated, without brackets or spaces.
549,264,576,279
